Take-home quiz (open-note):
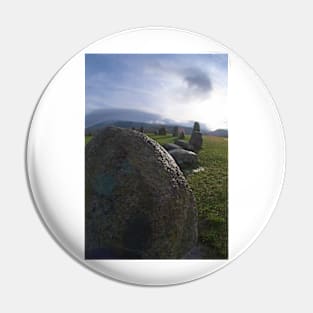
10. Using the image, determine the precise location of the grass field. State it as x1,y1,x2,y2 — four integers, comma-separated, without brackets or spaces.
85,135,93,145
148,133,228,259
85,132,228,259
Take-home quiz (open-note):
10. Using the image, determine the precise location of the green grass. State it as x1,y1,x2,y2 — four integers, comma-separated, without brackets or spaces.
148,133,228,259
145,134,177,145
85,132,228,259
85,135,93,145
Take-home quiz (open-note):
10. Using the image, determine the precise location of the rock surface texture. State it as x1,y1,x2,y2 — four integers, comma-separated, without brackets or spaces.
189,131,203,151
174,139,194,151
169,149,198,168
85,127,197,259
162,143,181,151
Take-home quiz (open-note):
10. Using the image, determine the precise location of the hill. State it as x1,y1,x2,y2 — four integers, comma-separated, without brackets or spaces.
85,119,228,138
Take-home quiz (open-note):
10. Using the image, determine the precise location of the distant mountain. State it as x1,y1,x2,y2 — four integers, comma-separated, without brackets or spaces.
85,108,227,137
208,129,228,137
86,108,210,129
86,109,170,128
86,120,228,138
86,120,192,135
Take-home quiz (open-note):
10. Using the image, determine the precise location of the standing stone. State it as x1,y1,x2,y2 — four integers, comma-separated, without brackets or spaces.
178,129,185,139
169,149,198,169
172,126,179,137
192,121,200,132
85,127,197,259
189,131,203,151
158,126,167,135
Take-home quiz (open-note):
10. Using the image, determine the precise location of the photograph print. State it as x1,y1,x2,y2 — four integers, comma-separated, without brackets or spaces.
85,54,228,259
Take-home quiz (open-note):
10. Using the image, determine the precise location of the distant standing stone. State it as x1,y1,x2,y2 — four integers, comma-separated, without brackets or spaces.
178,130,185,139
85,127,197,259
172,126,179,137
189,131,203,151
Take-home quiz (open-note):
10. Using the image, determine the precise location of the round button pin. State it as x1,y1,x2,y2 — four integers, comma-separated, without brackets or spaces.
26,27,285,285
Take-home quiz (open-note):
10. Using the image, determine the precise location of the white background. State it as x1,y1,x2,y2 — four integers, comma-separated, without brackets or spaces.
0,0,312,312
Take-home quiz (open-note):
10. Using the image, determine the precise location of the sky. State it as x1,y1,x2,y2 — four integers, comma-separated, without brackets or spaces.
85,54,228,130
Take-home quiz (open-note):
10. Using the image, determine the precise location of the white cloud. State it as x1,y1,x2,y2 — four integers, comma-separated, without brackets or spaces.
86,54,228,130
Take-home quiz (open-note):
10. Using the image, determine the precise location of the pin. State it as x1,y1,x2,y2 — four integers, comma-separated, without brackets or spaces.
26,27,285,285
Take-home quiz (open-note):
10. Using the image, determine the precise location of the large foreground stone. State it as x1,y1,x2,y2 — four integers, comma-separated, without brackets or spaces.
85,127,197,259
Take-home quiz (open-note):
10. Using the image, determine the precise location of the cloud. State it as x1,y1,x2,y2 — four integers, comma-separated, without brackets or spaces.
85,54,228,129
183,68,212,94
145,60,213,104
85,109,163,127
